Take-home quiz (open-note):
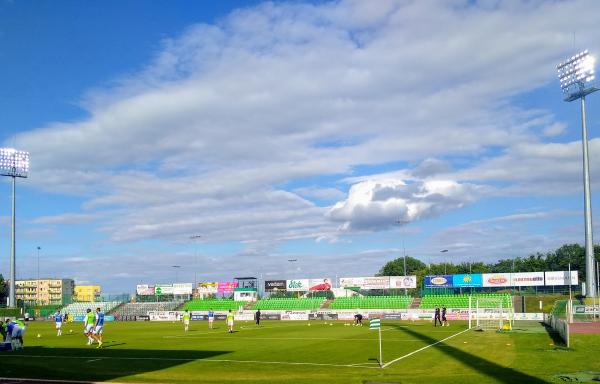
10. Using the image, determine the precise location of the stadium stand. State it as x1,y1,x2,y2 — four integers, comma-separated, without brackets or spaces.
329,295,412,309
251,298,324,310
419,294,512,308
60,301,122,316
117,302,181,317
182,299,244,311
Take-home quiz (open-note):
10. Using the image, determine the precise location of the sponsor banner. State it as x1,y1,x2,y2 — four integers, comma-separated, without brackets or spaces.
383,313,403,320
262,313,282,320
281,310,310,321
136,284,155,296
218,281,238,293
453,274,483,288
389,276,417,289
424,275,453,288
155,285,174,295
264,280,286,291
74,315,114,322
308,278,333,291
173,283,193,295
198,282,218,294
512,272,544,286
544,271,579,286
573,305,600,314
513,313,544,321
235,313,255,321
136,315,150,321
286,279,310,291
308,313,338,320
482,273,512,287
148,311,179,321
339,276,390,290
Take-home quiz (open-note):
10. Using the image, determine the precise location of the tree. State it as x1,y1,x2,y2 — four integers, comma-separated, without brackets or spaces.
378,256,426,276
0,274,6,305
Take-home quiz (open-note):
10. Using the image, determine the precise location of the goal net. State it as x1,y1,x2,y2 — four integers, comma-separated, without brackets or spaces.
474,297,513,331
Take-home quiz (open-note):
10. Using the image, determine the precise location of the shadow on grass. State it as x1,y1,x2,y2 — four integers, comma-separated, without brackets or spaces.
1,347,230,382
540,322,568,347
389,324,549,384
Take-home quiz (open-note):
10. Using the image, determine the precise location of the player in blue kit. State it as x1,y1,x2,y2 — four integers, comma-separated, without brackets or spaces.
92,307,105,348
54,311,63,336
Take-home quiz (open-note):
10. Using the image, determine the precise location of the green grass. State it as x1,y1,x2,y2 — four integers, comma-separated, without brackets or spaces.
2,320,599,383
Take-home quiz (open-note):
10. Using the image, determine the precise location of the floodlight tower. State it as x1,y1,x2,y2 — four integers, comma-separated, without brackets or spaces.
557,50,599,297
0,148,30,307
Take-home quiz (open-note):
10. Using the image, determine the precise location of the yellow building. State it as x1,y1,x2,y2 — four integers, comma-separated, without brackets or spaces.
15,278,74,305
74,285,101,302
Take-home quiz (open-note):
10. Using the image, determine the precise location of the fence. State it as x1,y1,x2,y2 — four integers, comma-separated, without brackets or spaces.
544,313,570,348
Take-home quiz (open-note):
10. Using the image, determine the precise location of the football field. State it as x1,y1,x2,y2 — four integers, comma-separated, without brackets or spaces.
2,320,599,383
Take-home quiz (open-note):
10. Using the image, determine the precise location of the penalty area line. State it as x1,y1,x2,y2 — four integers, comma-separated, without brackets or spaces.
381,328,470,369
5,354,379,370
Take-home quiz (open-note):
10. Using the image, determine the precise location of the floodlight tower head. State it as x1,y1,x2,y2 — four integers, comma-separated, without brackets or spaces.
0,148,30,178
557,50,599,102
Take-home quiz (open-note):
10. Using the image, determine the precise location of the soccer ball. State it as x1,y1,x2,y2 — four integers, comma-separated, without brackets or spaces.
37,334,41,338
69,329,73,333
307,323,311,326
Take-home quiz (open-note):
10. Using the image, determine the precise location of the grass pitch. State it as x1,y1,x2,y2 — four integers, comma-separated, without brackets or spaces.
2,320,599,383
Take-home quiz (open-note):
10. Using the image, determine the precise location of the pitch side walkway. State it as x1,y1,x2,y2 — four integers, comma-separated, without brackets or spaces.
570,322,600,334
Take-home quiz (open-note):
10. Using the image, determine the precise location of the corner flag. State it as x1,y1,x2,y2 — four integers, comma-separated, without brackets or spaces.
369,318,382,368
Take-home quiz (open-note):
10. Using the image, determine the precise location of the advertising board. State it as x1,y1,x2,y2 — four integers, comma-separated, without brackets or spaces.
264,280,287,291
286,279,309,291
424,275,453,288
339,276,390,289
136,284,155,295
308,278,333,291
173,283,193,295
544,271,579,286
452,274,483,288
512,272,544,286
217,281,238,293
280,311,310,320
482,273,512,287
389,276,417,289
154,285,174,295
198,282,218,294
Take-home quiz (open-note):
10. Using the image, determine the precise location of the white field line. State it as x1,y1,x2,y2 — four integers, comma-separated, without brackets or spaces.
4,354,379,370
381,328,470,369
163,335,426,342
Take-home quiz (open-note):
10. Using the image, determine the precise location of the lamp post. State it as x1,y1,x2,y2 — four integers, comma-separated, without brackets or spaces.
557,50,599,297
395,220,409,294
36,246,41,305
440,250,448,274
189,235,201,291
0,148,30,308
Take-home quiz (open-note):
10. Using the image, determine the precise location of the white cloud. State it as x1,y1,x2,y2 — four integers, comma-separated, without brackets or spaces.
328,178,482,230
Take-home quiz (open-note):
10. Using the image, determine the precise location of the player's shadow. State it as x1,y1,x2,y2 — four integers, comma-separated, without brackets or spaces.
3,347,231,382
389,325,548,384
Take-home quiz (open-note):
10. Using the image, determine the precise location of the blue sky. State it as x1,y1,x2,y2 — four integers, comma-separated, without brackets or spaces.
1,0,600,293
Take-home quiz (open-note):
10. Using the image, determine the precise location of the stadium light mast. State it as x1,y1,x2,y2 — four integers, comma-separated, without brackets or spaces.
557,49,599,297
0,148,29,308
190,235,201,291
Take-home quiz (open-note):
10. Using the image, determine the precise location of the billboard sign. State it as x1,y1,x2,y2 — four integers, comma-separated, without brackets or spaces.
308,278,333,291
264,280,286,291
136,284,155,295
339,276,391,290
389,276,417,289
154,284,174,295
545,271,579,286
173,283,193,295
512,272,544,286
453,274,483,288
286,279,309,291
424,275,453,288
217,281,238,293
197,282,218,294
482,273,512,287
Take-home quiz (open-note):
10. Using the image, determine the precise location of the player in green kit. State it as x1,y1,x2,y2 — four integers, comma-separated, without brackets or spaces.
226,310,234,333
182,310,191,332
84,309,96,345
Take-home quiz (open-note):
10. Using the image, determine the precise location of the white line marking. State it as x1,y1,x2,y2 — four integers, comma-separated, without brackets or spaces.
381,328,470,368
5,354,379,370
86,358,102,363
162,335,425,342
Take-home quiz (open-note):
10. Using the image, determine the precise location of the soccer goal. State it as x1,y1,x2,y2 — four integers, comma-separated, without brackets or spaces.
473,296,513,331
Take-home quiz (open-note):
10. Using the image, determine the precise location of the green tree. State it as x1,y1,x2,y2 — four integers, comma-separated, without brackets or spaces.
378,256,426,276
0,274,6,305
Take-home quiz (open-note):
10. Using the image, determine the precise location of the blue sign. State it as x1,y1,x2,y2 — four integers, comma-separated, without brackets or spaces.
452,274,483,288
72,315,115,322
425,275,453,288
